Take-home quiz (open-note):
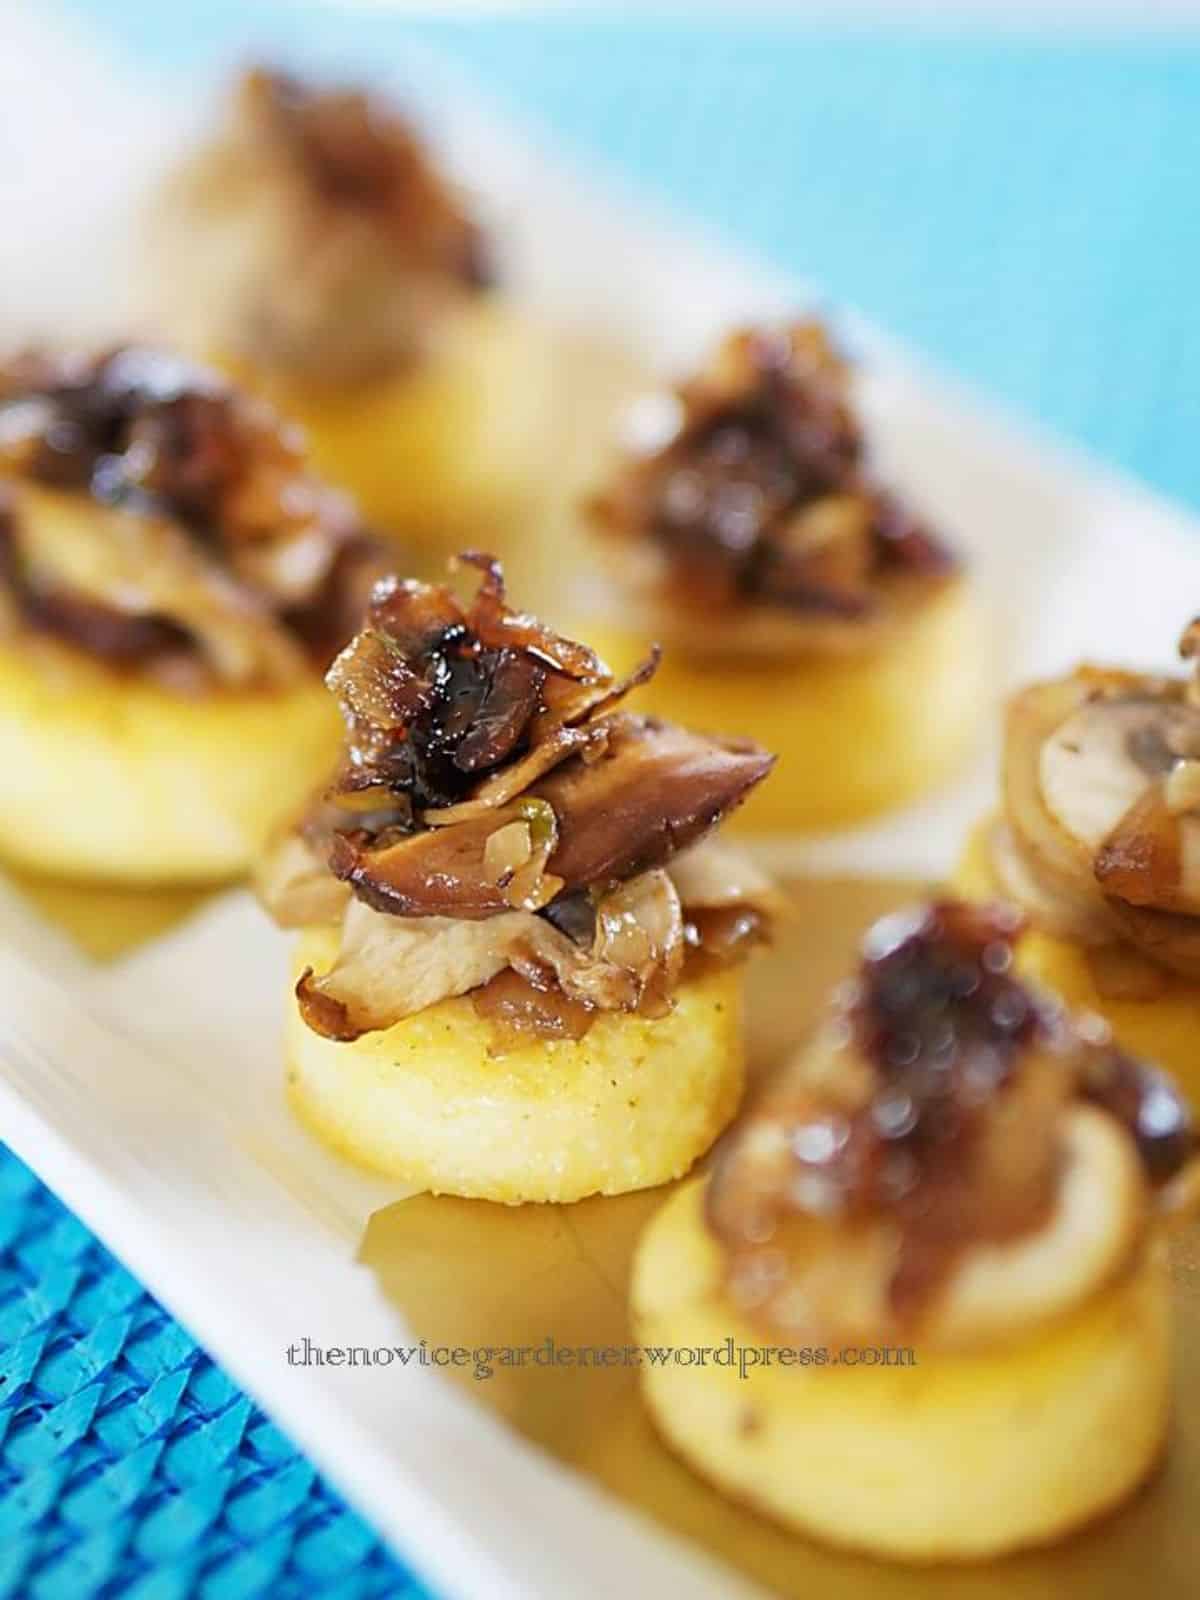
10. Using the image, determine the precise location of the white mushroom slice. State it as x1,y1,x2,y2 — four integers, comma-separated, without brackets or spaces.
927,1104,1147,1349
1039,698,1184,853
296,867,696,1040
255,829,351,928
1039,696,1200,916
989,819,1113,945
718,1103,1147,1351
14,483,308,687
667,835,787,919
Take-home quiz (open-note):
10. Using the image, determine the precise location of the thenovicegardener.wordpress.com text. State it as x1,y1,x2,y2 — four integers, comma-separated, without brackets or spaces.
286,1336,918,1382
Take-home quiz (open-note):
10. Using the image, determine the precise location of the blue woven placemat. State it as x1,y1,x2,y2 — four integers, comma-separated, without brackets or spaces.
11,8,1200,1596
0,1146,427,1600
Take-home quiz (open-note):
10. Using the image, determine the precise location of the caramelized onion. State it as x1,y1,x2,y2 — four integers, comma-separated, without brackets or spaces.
684,906,767,976
455,551,603,679
706,900,1198,1342
1095,785,1183,909
482,819,533,885
323,561,632,820
500,800,564,912
589,319,957,647
0,347,379,686
1166,757,1200,814
417,644,661,829
592,870,684,1018
471,968,596,1053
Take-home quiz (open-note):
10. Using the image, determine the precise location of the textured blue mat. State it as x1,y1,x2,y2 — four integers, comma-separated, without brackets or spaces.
0,1147,426,1600
11,7,1200,1597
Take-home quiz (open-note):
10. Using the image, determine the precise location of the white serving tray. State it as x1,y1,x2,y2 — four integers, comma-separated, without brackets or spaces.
4,17,1200,1600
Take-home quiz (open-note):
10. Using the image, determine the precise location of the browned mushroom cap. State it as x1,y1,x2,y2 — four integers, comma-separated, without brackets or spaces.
536,715,774,888
329,713,774,919
329,804,524,919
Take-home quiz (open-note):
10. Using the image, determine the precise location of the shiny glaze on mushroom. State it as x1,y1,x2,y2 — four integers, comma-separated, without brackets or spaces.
589,321,958,659
258,554,780,1046
706,901,1196,1344
992,632,1200,989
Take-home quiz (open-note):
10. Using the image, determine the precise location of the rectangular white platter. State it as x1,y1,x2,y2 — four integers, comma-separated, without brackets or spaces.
3,14,1200,1600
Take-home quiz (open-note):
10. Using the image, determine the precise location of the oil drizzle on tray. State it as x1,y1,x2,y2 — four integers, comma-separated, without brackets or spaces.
361,874,1058,1600
361,873,1200,1593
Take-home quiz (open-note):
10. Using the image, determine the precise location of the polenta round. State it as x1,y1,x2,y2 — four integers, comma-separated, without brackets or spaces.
223,301,550,553
633,1177,1170,1562
584,577,983,834
0,639,340,885
287,924,745,1203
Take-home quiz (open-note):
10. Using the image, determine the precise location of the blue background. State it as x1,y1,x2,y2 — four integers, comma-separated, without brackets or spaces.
62,6,1200,510
4,6,1200,1596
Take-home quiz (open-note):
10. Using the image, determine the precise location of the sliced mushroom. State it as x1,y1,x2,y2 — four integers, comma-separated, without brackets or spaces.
667,834,788,920
533,714,774,889
591,869,684,1017
255,828,351,928
334,714,773,918
297,897,532,1039
299,867,691,1041
1002,669,1200,974
1039,696,1194,852
328,800,549,920
1037,692,1200,916
1005,675,1167,927
988,818,1107,945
